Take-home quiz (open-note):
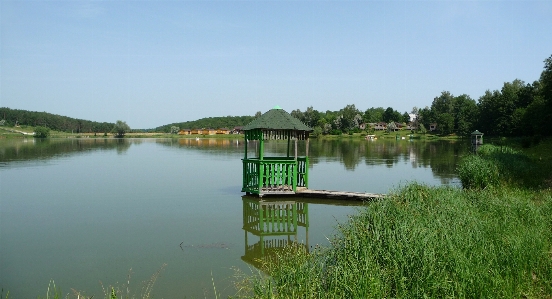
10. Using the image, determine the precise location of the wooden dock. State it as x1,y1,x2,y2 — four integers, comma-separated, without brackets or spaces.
295,187,385,201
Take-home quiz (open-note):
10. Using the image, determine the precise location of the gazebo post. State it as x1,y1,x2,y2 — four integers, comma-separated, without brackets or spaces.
287,131,291,158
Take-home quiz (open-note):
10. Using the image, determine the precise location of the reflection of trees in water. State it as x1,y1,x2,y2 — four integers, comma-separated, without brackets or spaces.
0,138,133,164
159,138,469,183
308,139,469,182
155,138,243,156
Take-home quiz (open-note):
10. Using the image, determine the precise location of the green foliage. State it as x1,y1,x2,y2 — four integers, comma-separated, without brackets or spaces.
238,184,552,298
459,144,547,189
363,107,384,123
0,107,114,133
457,154,500,189
170,126,179,134
156,115,255,133
112,120,130,138
311,126,323,138
33,126,50,138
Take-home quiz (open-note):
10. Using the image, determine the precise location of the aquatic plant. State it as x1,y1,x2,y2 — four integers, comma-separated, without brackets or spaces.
235,183,552,298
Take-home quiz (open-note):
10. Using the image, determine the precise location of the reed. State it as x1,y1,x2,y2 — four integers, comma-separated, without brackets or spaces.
34,265,167,299
236,182,552,298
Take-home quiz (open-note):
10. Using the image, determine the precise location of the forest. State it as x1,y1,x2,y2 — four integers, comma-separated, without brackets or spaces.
0,108,114,134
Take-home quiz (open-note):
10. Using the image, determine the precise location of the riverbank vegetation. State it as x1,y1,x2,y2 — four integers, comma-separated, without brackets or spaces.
234,143,552,298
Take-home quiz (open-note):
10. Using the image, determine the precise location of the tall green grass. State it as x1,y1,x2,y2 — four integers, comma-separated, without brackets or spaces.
235,184,552,298
33,264,166,299
458,144,550,189
234,143,552,298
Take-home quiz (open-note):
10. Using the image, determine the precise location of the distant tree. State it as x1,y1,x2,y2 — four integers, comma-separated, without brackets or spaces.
255,111,262,118
312,126,323,138
436,113,454,135
382,107,395,123
303,106,320,128
353,114,363,129
418,123,427,134
323,123,332,134
0,119,5,126
339,104,360,131
453,94,478,136
386,122,397,133
291,109,303,121
402,112,410,123
112,120,130,138
539,54,552,135
33,126,50,138
363,107,384,123
170,126,180,134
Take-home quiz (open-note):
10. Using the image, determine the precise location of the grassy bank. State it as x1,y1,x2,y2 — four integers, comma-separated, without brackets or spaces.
235,143,552,298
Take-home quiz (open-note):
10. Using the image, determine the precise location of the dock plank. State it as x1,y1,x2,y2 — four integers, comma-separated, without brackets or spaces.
295,187,385,201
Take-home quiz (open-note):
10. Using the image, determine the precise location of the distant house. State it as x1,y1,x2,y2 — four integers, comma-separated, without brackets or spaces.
429,123,437,131
201,128,217,135
216,128,230,134
232,126,244,134
178,129,192,135
191,129,201,135
374,122,387,130
394,122,405,130
406,122,417,130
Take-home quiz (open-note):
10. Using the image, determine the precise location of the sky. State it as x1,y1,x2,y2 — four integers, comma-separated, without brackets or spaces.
1,1,551,129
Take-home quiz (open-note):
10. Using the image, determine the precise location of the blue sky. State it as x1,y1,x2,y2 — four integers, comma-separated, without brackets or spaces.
2,0,551,129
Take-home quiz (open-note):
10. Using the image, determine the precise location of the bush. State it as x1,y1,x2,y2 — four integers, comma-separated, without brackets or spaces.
33,126,50,138
457,154,500,189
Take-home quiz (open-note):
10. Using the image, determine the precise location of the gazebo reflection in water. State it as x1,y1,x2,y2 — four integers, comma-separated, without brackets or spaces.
241,196,309,269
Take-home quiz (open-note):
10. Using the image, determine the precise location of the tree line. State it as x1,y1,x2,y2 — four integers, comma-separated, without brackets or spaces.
155,115,256,133
0,108,114,133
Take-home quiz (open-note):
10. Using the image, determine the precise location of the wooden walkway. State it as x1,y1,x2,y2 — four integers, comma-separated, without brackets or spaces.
295,187,385,201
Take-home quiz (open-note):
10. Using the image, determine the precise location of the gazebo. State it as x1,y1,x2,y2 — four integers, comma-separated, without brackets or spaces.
471,130,484,152
241,106,313,197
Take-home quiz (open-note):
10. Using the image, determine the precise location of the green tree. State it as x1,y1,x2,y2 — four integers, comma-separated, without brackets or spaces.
539,54,552,135
170,126,180,134
363,107,384,123
436,113,454,135
112,120,130,138
382,107,397,123
453,94,478,136
33,126,50,138
402,112,410,123
303,106,320,128
339,104,360,131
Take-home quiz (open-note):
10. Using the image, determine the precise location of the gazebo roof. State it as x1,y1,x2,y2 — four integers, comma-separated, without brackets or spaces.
471,130,483,135
243,106,313,132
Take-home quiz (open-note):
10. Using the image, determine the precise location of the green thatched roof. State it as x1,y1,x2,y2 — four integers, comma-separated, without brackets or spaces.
243,106,313,132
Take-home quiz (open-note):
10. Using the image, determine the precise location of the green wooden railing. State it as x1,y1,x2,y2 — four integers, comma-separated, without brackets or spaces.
242,156,309,195
243,199,298,235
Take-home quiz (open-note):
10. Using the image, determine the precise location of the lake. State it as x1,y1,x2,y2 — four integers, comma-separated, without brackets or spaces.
0,137,468,298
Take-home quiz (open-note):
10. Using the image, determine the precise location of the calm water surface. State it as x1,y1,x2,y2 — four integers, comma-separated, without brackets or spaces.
0,137,468,298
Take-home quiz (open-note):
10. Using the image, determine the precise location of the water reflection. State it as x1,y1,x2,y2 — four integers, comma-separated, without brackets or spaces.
241,196,309,269
0,138,468,184
0,138,134,165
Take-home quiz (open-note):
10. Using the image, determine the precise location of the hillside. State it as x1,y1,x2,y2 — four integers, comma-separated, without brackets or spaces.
155,115,255,133
0,107,114,133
